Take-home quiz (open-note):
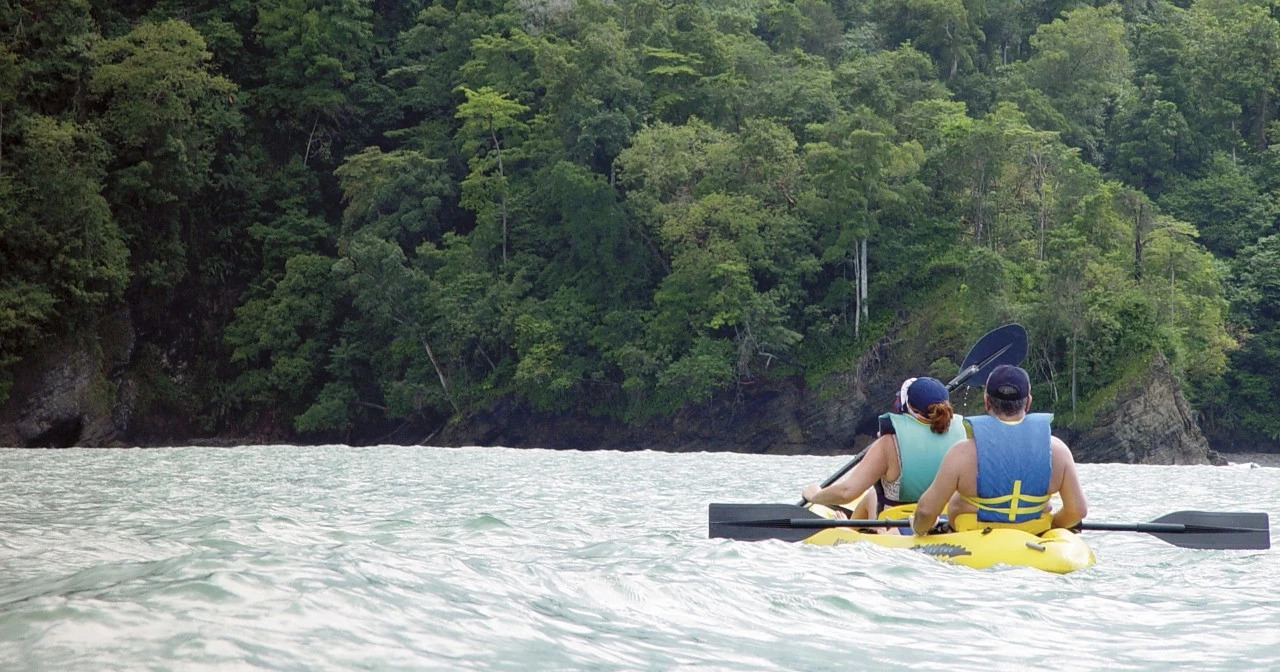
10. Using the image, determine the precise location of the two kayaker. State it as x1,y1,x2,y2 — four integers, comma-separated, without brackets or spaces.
910,365,1089,535
801,376,964,520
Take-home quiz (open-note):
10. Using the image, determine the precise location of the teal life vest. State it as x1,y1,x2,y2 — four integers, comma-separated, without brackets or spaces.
877,411,967,505
961,414,1054,524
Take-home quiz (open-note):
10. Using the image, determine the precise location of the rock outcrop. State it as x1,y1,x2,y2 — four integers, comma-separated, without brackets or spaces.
0,310,134,448
1060,350,1224,465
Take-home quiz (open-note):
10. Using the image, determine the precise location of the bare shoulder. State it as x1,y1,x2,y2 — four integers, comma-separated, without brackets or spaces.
946,437,976,462
1049,435,1077,465
869,433,896,451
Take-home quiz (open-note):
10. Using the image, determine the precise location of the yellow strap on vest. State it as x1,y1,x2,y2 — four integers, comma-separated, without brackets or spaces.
951,511,1054,535
958,478,1051,521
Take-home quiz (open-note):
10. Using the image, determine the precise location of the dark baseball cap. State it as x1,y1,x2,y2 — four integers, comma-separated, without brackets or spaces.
986,365,1030,401
906,376,950,410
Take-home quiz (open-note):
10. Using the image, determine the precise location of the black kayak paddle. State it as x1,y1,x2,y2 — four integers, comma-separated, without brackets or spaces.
709,503,1271,550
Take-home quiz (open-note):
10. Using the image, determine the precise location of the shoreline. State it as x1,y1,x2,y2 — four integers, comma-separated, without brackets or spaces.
1220,452,1280,468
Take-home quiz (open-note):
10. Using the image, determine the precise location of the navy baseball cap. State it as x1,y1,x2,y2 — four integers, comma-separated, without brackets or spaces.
986,364,1030,401
906,376,949,410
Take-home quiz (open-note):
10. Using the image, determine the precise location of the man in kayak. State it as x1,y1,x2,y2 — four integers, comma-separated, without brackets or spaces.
910,365,1088,536
801,376,966,522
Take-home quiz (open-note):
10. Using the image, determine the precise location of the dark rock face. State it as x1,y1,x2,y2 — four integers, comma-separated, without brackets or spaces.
437,329,942,455
437,332,1223,466
0,310,133,448
0,346,108,447
1201,429,1280,456
436,380,849,454
1061,351,1224,465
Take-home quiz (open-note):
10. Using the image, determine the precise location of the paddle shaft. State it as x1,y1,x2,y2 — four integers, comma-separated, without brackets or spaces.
753,518,911,529
798,338,1016,506
732,519,1255,533
1079,521,1262,534
710,503,1270,549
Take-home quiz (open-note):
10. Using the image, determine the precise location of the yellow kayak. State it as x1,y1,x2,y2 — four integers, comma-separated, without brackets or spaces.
710,503,1266,573
803,501,1096,574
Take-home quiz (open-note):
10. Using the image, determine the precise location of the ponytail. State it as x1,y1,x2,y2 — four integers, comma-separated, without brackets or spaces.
926,402,954,434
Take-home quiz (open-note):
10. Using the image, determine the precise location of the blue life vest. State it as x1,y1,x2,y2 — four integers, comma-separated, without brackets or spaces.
961,414,1053,524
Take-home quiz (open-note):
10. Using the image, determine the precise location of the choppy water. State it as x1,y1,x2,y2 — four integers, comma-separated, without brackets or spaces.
1,446,1277,671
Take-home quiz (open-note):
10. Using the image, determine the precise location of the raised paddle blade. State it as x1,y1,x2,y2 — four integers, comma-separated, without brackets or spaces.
708,503,822,542
948,323,1029,389
800,323,1029,507
1079,511,1271,550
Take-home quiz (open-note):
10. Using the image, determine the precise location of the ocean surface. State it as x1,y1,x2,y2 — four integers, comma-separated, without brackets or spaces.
1,446,1277,671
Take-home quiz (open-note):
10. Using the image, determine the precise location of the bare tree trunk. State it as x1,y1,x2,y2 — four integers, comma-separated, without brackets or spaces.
303,114,319,167
946,23,959,79
1070,331,1078,418
1231,119,1238,164
1032,151,1050,260
1038,341,1059,405
853,249,861,339
859,237,868,323
421,337,461,415
1133,200,1145,281
491,129,509,265
1257,90,1270,149
973,163,987,245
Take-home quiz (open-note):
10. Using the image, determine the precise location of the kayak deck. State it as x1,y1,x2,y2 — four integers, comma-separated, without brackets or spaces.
804,502,1096,574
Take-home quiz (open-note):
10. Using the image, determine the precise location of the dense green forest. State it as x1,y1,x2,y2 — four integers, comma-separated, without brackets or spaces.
2,0,1278,445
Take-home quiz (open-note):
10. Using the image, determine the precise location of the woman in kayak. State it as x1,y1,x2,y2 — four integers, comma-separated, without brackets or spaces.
801,376,967,522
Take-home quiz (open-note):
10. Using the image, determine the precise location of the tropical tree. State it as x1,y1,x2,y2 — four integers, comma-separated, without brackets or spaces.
90,19,238,290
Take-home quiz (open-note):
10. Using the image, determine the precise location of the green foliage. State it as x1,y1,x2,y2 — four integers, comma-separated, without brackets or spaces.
1003,5,1133,162
878,0,983,81
334,146,456,249
1111,77,1192,194
90,19,239,289
1159,154,1278,257
227,254,345,404
4,0,1275,447
1,0,100,111
253,0,374,120
0,114,127,365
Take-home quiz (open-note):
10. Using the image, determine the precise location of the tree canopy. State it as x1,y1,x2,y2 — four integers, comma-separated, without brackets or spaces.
2,0,1275,445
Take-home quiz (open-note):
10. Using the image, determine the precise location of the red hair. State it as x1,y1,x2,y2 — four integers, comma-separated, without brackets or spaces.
925,402,954,434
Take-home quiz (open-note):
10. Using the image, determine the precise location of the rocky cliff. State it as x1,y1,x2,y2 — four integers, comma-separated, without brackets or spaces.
1056,350,1225,465
0,310,134,448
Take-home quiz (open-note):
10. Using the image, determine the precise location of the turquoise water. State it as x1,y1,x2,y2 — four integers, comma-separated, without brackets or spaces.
0,446,1276,671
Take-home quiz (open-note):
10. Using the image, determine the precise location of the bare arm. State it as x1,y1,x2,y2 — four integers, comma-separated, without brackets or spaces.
911,439,969,535
1050,437,1088,529
802,435,891,506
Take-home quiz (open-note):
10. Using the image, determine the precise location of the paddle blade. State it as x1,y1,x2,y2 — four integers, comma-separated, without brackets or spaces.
708,503,822,542
954,323,1028,388
1079,511,1271,550
1150,511,1271,550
